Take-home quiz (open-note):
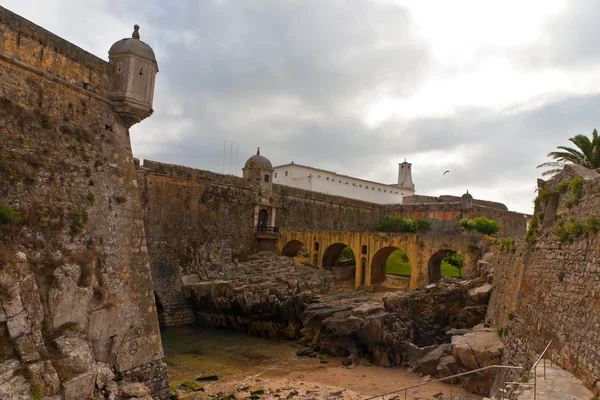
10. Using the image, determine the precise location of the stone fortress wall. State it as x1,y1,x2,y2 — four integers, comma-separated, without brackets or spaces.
0,7,168,399
486,164,600,395
138,159,529,325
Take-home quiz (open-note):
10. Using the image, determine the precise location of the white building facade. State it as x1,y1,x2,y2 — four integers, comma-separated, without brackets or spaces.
272,161,415,204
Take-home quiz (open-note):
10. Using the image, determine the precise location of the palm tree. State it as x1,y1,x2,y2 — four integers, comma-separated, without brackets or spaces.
537,129,600,176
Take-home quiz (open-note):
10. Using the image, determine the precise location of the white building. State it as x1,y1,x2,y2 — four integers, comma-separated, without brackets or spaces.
272,161,415,204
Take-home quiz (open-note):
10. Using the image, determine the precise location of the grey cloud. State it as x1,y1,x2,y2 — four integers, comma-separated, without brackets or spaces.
4,1,598,213
512,0,600,69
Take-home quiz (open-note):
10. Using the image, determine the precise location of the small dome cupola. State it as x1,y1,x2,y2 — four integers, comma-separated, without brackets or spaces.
108,25,159,128
244,147,273,170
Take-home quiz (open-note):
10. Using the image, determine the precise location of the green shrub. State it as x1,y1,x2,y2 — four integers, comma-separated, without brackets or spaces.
86,192,95,204
500,239,516,254
564,217,585,238
459,218,476,231
525,215,539,245
565,177,583,208
508,310,517,320
534,187,551,209
442,252,464,277
555,180,569,194
460,216,502,235
37,210,49,228
0,205,21,224
377,215,432,233
554,222,569,243
586,215,600,234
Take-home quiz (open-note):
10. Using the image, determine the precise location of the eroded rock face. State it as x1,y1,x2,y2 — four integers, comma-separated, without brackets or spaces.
414,328,505,396
183,252,334,339
298,278,492,368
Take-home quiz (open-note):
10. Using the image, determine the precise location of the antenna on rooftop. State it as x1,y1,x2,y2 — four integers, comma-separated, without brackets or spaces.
236,143,239,176
222,140,226,174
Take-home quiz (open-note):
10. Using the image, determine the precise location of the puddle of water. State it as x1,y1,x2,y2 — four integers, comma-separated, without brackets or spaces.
161,325,301,385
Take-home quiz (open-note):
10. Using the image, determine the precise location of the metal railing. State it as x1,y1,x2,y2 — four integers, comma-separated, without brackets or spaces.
365,365,524,400
501,340,552,400
255,225,279,233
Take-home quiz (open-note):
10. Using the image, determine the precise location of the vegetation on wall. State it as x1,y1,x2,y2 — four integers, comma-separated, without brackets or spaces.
564,177,583,208
459,216,502,235
377,215,432,233
537,129,600,176
0,205,21,224
533,187,551,210
525,214,540,245
500,239,516,254
554,215,600,244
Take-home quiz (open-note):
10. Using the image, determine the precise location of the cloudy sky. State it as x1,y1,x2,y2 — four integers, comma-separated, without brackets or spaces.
5,0,600,213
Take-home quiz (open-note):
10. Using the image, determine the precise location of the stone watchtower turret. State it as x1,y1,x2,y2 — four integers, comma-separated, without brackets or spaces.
461,190,474,210
243,147,274,193
108,25,158,128
397,160,415,191
243,148,279,249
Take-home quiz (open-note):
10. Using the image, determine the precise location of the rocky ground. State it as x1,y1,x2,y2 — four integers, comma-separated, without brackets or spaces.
172,356,483,400
178,251,500,397
182,252,335,339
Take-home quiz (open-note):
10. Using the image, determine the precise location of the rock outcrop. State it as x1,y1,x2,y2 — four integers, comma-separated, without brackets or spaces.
414,328,505,395
298,278,492,369
183,252,335,339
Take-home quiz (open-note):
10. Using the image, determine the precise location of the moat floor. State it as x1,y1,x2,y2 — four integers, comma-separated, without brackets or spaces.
162,326,481,399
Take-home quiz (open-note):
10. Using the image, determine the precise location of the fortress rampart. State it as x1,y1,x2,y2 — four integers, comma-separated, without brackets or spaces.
0,6,168,398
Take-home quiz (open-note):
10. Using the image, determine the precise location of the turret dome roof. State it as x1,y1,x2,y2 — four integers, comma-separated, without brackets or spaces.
244,148,273,170
109,25,158,67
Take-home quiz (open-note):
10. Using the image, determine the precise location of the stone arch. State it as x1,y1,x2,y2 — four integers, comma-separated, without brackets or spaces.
257,208,269,229
322,242,353,267
371,246,412,285
281,240,305,257
322,243,356,284
427,249,464,283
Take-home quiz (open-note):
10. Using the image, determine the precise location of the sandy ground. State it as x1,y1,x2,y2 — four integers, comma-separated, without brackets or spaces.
179,356,481,400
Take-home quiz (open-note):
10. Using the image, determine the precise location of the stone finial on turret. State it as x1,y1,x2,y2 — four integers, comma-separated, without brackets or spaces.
108,24,158,128
132,24,140,39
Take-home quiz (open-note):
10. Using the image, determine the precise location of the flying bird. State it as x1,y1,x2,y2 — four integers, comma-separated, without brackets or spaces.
443,170,450,175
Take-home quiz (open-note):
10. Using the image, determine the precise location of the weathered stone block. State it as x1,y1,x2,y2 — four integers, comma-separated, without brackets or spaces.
62,370,95,400
15,335,41,363
6,310,31,339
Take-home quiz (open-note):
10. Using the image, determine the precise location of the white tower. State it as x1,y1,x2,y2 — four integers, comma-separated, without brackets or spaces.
396,160,415,191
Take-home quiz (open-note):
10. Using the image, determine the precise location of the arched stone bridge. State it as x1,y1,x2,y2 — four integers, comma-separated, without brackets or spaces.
277,228,484,289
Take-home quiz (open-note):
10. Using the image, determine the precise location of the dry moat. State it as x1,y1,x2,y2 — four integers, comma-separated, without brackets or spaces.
162,326,479,400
